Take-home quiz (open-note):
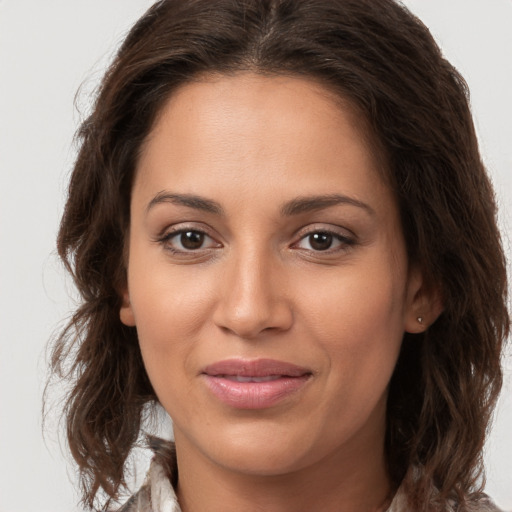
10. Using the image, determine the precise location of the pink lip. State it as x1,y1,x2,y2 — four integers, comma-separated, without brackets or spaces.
201,359,312,409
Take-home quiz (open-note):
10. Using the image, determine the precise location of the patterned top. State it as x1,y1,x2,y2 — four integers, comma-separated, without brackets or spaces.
118,459,180,512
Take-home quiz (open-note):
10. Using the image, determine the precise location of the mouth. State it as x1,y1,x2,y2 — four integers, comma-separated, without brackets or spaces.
201,358,312,409
220,375,285,382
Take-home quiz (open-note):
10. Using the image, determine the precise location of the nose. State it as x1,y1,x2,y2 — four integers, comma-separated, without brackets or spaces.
212,249,293,339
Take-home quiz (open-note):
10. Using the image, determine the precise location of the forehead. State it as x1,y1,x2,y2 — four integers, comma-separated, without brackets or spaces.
136,73,387,198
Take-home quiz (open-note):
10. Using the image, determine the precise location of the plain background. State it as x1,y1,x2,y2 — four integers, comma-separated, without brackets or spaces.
0,1,511,511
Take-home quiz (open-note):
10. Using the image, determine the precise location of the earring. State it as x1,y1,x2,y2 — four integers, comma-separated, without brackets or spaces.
417,316,423,324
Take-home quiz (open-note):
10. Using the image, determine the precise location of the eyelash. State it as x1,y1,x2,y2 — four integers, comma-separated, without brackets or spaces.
293,229,356,253
157,227,221,254
156,226,356,256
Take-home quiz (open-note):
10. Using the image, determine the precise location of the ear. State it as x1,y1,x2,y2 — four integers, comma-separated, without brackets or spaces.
120,288,136,327
404,265,443,334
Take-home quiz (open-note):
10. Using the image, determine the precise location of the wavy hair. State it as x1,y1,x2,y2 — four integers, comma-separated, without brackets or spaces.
49,0,509,510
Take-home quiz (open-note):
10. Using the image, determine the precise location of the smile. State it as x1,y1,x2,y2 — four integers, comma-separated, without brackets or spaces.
201,359,312,409
222,375,282,382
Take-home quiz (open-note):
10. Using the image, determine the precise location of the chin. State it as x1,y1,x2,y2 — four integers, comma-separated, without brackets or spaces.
211,443,312,477
176,416,319,476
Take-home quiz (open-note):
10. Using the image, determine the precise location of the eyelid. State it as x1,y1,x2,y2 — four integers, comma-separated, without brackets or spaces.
155,223,223,252
291,224,357,252
293,223,355,241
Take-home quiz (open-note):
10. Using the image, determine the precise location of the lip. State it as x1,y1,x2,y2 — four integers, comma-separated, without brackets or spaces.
201,358,312,409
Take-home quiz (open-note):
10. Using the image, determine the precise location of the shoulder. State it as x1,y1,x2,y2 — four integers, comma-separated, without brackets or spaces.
117,485,151,512
389,485,504,512
116,456,181,512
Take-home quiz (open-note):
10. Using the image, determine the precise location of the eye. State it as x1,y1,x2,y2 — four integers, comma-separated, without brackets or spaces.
160,229,221,252
295,230,354,252
177,230,207,250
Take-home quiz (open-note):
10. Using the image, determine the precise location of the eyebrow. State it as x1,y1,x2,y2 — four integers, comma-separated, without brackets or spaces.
146,191,374,217
146,192,224,215
280,194,375,217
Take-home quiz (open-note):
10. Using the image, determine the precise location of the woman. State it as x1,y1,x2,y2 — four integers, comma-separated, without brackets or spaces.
51,0,509,511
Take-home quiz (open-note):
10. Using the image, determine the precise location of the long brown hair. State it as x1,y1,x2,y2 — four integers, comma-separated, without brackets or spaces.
50,0,509,510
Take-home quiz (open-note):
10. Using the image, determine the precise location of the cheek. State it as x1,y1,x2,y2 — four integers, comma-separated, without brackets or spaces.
130,280,212,416
299,258,407,393
302,262,406,340
126,249,217,381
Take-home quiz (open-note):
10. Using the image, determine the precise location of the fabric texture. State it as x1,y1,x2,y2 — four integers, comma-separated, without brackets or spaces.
117,456,503,512
118,458,180,512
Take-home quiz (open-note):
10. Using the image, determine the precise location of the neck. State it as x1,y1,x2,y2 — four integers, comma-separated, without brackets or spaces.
174,429,392,512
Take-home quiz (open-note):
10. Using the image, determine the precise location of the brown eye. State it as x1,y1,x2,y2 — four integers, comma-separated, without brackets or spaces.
308,232,333,251
295,229,355,253
180,231,205,250
159,228,221,254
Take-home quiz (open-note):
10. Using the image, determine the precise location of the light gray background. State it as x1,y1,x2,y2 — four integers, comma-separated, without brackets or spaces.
0,1,511,511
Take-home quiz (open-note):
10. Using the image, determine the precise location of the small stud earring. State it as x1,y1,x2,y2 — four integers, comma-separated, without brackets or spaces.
417,316,423,324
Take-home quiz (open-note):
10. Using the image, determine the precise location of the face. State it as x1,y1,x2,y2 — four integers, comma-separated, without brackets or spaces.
121,73,425,478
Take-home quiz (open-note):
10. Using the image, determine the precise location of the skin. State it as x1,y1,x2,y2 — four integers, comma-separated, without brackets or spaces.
120,73,433,512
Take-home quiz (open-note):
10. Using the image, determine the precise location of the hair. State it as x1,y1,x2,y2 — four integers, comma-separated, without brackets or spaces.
49,0,509,510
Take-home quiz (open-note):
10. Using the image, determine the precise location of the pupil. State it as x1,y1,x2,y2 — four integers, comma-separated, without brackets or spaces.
310,232,333,251
181,231,204,250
